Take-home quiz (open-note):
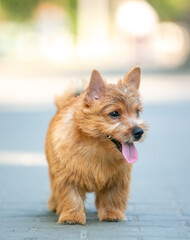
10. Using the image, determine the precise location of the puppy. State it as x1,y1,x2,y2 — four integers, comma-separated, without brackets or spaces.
45,67,147,225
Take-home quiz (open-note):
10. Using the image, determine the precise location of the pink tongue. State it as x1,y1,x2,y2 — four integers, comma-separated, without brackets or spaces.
122,143,138,163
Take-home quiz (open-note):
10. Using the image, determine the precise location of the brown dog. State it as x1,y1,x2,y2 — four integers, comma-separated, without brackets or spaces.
45,67,147,225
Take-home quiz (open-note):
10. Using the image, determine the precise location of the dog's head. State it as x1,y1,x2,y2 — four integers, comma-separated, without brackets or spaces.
78,67,148,163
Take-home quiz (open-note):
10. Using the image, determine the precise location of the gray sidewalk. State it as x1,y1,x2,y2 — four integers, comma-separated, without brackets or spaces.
0,100,190,239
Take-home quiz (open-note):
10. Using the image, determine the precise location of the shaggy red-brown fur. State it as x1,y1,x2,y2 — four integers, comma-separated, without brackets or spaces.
45,67,147,225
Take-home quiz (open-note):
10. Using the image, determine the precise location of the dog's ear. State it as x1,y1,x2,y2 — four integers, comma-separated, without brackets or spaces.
123,67,141,90
85,70,105,104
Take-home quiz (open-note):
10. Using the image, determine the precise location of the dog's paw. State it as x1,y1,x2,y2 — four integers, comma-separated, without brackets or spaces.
103,218,121,222
62,220,81,225
98,209,126,222
58,212,86,225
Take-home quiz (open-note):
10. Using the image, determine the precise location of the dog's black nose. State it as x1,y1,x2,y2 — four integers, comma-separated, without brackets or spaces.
132,127,144,141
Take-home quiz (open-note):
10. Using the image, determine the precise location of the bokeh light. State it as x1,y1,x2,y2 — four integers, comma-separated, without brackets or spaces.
153,21,190,67
116,0,158,37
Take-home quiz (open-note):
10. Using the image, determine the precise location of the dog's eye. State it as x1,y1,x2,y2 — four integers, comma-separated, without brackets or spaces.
136,109,140,117
109,111,120,119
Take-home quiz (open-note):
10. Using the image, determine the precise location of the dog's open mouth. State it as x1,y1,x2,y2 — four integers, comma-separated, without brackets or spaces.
108,136,138,164
110,138,122,153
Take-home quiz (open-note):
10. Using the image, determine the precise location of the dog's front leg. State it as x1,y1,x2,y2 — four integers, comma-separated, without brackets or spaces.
95,182,129,222
56,185,86,225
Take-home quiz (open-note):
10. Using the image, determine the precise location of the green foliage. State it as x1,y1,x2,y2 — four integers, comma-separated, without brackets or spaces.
1,0,39,21
68,0,78,38
146,0,190,21
0,0,78,37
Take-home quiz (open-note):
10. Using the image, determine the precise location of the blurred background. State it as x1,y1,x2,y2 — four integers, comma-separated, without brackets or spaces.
0,0,190,71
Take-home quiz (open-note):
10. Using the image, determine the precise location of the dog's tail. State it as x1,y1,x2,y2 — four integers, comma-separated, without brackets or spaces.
55,80,86,109
55,90,83,109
